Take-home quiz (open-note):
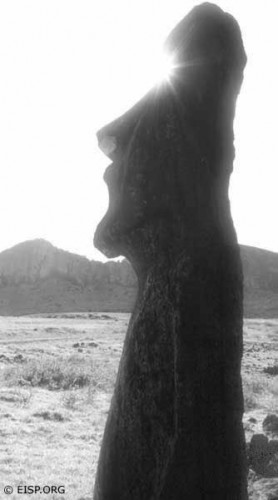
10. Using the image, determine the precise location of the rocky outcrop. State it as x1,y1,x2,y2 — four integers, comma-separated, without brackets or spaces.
93,3,248,499
248,433,278,476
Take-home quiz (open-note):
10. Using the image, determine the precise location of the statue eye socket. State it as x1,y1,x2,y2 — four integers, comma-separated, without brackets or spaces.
98,135,118,161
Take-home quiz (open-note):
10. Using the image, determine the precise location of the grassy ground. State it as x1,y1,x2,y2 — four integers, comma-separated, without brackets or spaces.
242,319,278,500
0,313,126,500
0,314,278,499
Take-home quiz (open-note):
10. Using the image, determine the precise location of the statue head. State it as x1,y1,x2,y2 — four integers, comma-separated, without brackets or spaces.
94,3,246,266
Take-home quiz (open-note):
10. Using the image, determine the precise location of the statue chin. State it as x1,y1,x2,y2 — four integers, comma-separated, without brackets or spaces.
93,200,146,259
93,216,123,259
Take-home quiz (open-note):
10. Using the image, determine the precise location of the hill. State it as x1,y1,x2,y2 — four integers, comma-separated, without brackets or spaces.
0,240,137,315
240,245,278,318
0,239,277,317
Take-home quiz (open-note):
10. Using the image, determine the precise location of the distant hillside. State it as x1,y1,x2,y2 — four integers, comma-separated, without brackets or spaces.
240,245,278,318
0,239,277,317
0,240,137,315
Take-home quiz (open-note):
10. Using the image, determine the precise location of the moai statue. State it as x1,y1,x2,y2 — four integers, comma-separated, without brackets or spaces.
93,3,248,499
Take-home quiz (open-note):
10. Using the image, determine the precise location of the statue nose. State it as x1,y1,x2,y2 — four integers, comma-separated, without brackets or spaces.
97,115,124,161
96,90,150,162
97,115,136,162
98,135,118,161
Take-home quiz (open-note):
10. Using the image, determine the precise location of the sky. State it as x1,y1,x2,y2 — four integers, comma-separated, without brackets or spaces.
0,0,277,261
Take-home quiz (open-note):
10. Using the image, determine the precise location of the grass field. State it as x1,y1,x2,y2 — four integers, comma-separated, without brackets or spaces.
0,313,278,499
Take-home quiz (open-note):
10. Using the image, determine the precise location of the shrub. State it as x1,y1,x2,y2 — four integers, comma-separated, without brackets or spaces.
3,355,117,392
244,391,258,411
62,390,79,410
242,373,268,410
4,357,92,390
263,365,278,376
33,411,66,422
0,387,32,406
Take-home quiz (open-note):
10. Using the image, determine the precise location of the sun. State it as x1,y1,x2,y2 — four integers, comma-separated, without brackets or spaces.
152,50,176,85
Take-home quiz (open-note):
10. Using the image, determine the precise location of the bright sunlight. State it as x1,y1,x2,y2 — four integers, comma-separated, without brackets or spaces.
150,50,176,84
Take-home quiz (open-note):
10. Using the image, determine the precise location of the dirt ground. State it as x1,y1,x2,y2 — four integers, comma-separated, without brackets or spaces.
0,313,277,499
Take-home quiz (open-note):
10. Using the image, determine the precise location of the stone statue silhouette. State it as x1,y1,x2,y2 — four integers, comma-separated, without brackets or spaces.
93,3,248,499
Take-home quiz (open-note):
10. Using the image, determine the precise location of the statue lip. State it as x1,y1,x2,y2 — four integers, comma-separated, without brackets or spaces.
103,162,118,184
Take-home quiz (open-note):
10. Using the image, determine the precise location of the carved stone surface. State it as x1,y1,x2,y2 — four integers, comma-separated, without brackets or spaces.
93,3,248,499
